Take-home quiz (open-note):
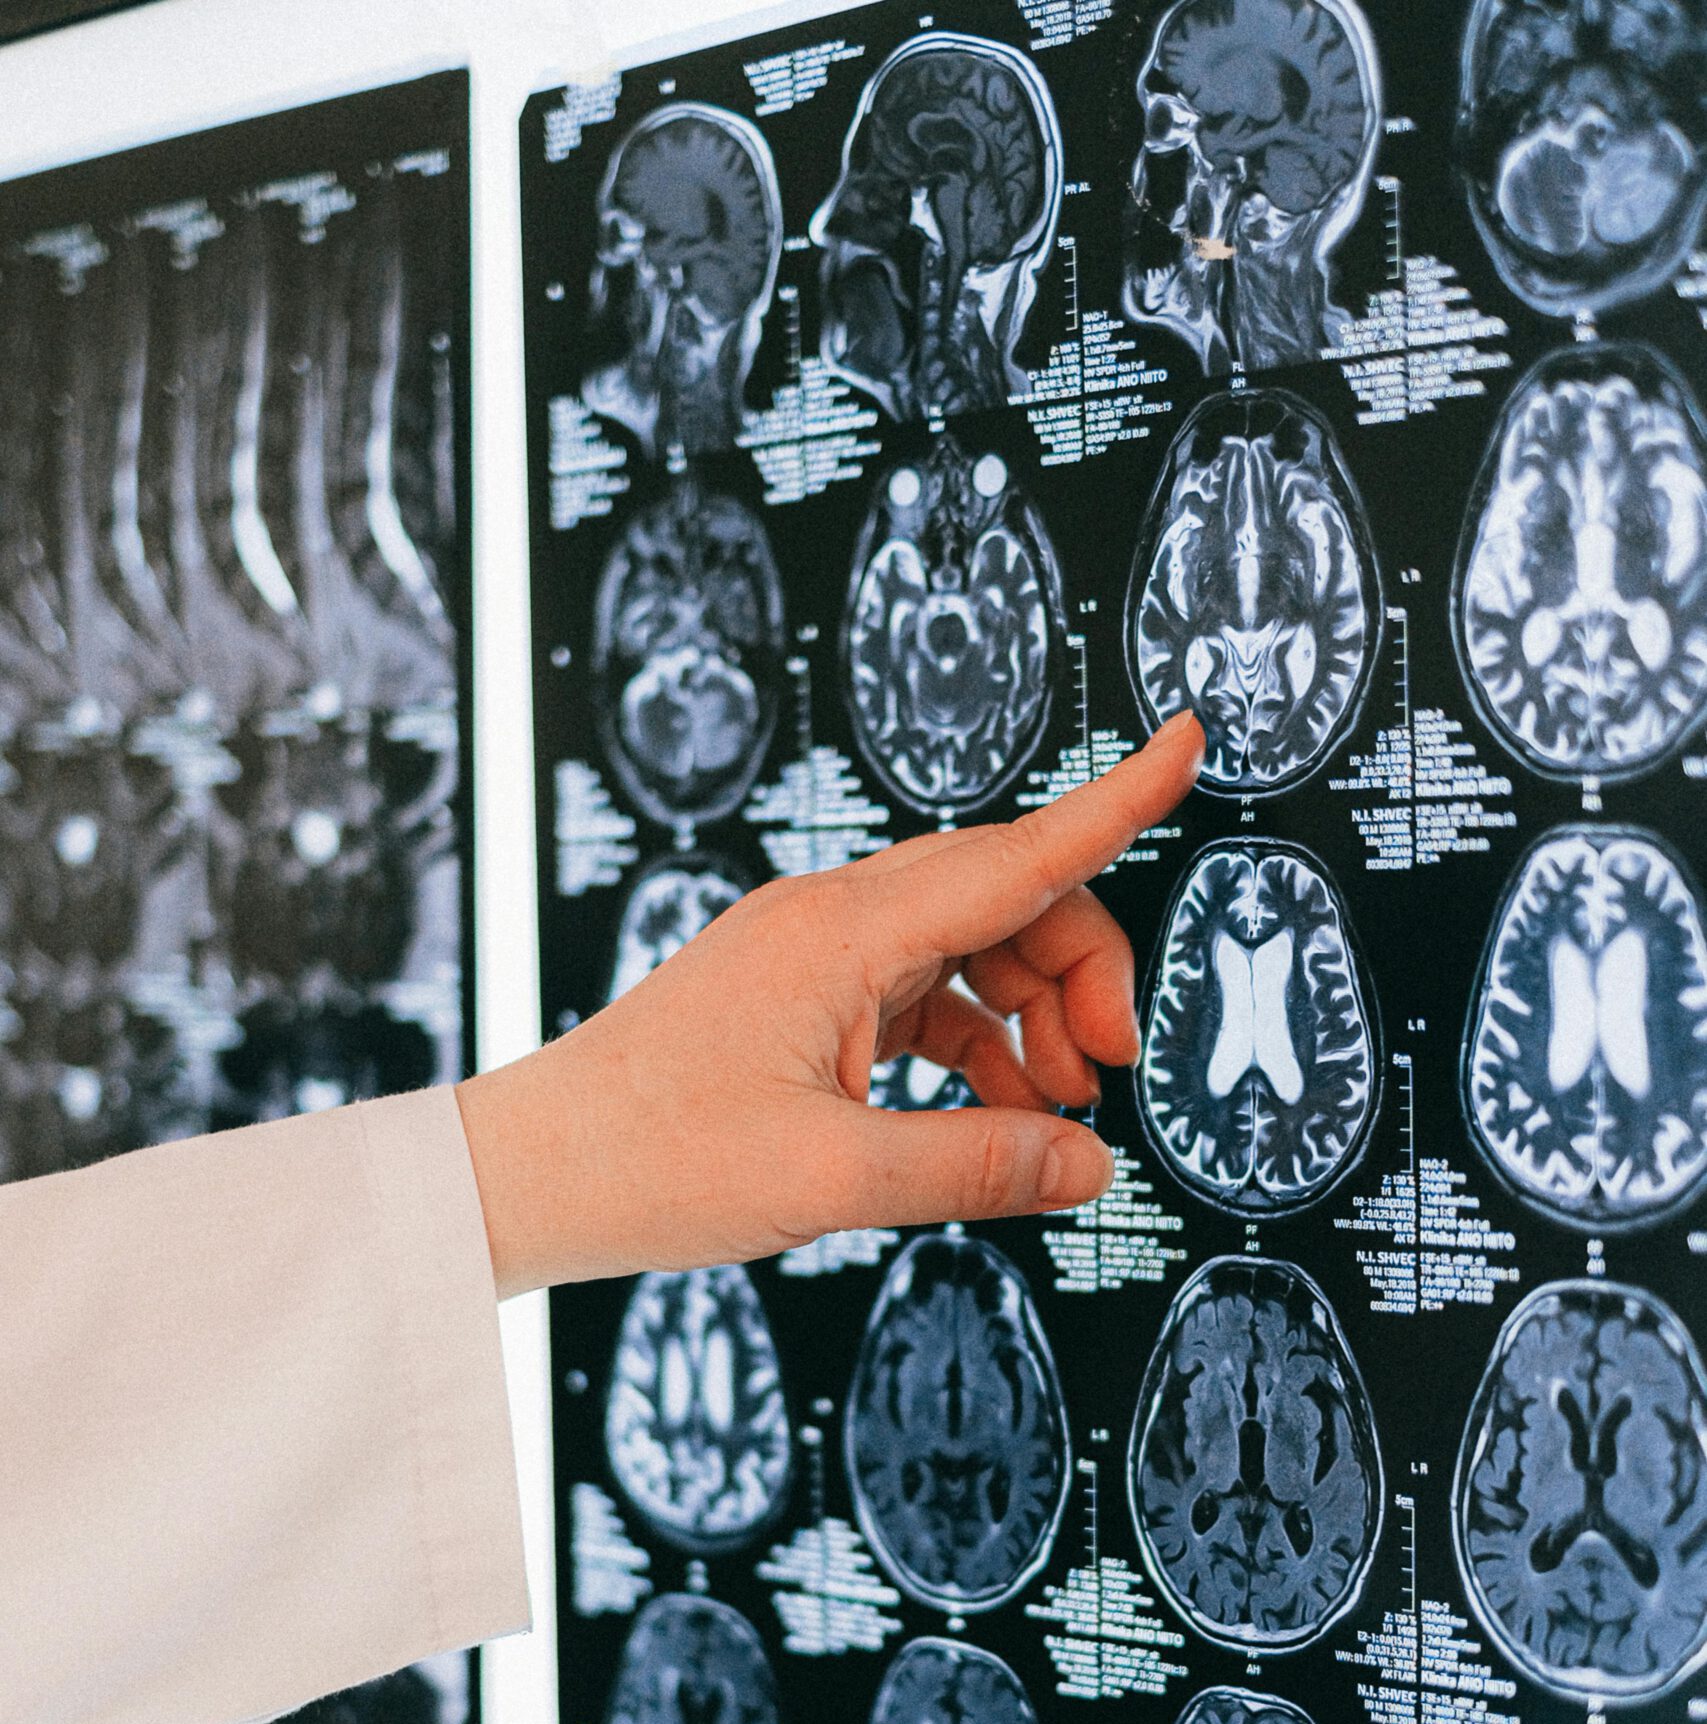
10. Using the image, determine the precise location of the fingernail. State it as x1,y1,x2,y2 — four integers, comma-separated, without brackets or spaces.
1152,709,1206,773
1037,1132,1112,1209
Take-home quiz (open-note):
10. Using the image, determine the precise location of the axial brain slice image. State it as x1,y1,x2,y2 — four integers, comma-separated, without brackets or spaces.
607,856,744,1003
846,1232,1070,1611
1455,1281,1707,1702
1465,824,1707,1231
868,1639,1038,1724
1456,0,1707,313
1139,840,1378,1214
604,1265,791,1551
604,1594,779,1724
1455,344,1707,780
1131,1256,1384,1650
585,104,781,456
1175,1689,1316,1724
593,482,784,828
1130,390,1380,792
811,33,1061,419
844,440,1064,815
1124,0,1380,373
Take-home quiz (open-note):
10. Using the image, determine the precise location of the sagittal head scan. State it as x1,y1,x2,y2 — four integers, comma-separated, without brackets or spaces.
869,1638,1038,1724
1123,0,1382,374
1138,840,1379,1215
809,33,1062,420
1175,1689,1317,1724
844,439,1064,816
584,103,781,458
1455,343,1707,781
593,481,784,829
1129,389,1380,793
607,855,745,1003
846,1232,1070,1611
1130,1256,1384,1651
1456,0,1707,315
1454,1280,1707,1704
1465,824,1707,1233
604,1594,779,1724
604,1265,791,1552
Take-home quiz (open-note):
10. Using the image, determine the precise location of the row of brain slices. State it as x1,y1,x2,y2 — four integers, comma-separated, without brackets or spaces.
577,0,1707,457
591,340,1707,853
597,1239,1707,1711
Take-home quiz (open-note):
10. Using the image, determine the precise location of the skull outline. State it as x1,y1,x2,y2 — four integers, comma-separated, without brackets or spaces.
583,102,783,458
1122,0,1383,375
808,32,1063,421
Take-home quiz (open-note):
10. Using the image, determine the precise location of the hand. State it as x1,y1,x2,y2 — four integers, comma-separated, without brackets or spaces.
458,712,1204,1296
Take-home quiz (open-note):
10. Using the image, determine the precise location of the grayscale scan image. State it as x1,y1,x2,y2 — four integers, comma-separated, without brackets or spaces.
1138,840,1379,1214
868,1638,1038,1724
1453,343,1707,781
868,1054,976,1113
607,853,745,1003
1127,388,1381,794
846,1232,1071,1612
811,33,1062,420
1455,0,1707,315
1174,1689,1317,1724
605,1265,792,1551
605,1594,781,1724
584,104,781,459
1465,824,1707,1232
843,440,1064,816
1122,0,1382,373
1130,1256,1384,1651
1454,1280,1707,1705
593,479,784,831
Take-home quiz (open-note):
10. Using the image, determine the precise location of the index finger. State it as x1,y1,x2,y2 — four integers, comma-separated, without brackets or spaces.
874,710,1204,959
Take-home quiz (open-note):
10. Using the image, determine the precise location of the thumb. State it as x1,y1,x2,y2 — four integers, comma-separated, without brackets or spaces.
809,1100,1115,1233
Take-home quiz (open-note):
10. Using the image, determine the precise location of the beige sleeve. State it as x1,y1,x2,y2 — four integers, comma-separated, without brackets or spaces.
0,1085,531,1724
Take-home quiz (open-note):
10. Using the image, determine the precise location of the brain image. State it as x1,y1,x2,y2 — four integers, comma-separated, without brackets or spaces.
846,1232,1070,1611
1465,824,1707,1232
1454,1281,1707,1702
1138,841,1379,1215
810,33,1061,420
1124,0,1381,373
605,1265,791,1551
1454,344,1707,780
593,481,784,828
1129,389,1381,793
1130,1256,1383,1650
869,1638,1038,1724
608,854,745,1003
585,103,781,456
1456,0,1707,314
844,440,1064,815
869,1054,977,1113
604,1594,779,1724
1175,1689,1317,1724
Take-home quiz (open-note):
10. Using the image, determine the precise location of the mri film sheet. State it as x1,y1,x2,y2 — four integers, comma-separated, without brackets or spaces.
528,1,1707,1719
0,77,475,1722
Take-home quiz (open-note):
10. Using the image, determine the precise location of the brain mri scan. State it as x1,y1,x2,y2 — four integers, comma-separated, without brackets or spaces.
604,1594,780,1724
1138,840,1379,1215
583,103,782,457
846,1232,1071,1611
1465,824,1707,1233
1456,0,1707,315
593,481,784,829
1454,1280,1707,1703
869,1638,1038,1724
868,1053,977,1113
1175,1690,1317,1724
1123,0,1382,374
1130,1256,1384,1650
607,854,745,1003
810,33,1062,420
1128,389,1381,793
605,1265,792,1552
1454,343,1707,781
844,439,1064,816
